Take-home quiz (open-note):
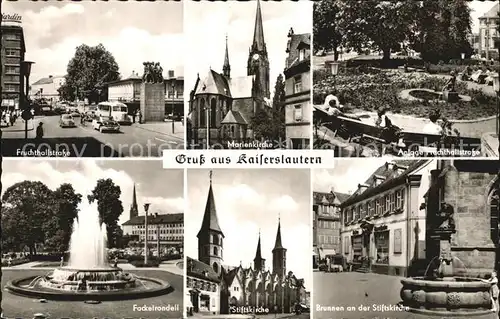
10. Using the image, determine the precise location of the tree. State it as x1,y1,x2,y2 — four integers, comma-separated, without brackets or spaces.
58,44,120,103
1,181,54,255
313,0,343,60
88,179,123,248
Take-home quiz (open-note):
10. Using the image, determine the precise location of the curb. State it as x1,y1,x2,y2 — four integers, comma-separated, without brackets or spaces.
134,124,184,141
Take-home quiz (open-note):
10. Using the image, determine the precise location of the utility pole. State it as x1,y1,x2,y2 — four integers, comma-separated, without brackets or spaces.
144,203,150,264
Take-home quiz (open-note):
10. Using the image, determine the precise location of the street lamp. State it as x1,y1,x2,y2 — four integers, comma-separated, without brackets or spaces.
21,61,35,139
493,74,500,157
330,62,340,92
143,203,151,264
171,81,175,134
154,213,161,260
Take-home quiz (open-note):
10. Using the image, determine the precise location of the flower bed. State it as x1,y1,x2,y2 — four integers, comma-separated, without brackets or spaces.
313,70,497,120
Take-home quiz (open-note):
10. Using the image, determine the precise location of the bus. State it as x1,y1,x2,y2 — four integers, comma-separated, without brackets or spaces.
96,101,131,125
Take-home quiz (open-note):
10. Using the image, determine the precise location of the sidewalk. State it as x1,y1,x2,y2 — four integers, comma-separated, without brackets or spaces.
134,120,184,140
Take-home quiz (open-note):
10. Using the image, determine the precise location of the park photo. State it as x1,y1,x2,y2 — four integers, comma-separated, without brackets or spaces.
1,1,184,157
313,0,500,158
313,159,500,319
1,159,184,318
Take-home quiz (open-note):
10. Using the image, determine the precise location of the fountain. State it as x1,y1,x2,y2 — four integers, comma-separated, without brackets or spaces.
5,202,171,301
400,167,493,317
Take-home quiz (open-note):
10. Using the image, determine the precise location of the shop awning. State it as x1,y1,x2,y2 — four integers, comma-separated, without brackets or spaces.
319,249,336,257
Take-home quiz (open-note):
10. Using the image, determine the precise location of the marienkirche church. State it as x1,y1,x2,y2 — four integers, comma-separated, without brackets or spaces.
186,172,307,315
188,0,273,148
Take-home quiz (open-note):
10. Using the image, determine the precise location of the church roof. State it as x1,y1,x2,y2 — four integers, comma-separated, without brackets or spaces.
480,3,499,19
197,179,224,237
224,267,239,286
273,219,285,251
221,110,247,125
252,0,266,52
228,76,254,98
195,69,230,96
254,232,264,261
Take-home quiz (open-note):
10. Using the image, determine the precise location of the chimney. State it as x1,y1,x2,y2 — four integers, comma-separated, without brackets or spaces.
48,75,53,78
168,70,175,78
288,28,294,37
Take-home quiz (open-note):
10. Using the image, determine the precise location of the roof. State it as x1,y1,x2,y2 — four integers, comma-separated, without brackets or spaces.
341,160,428,207
221,110,247,125
122,213,183,226
197,183,224,237
228,76,254,98
273,220,284,251
186,257,220,283
251,0,266,52
32,76,63,86
313,191,350,205
480,3,499,19
224,267,239,286
285,32,311,70
195,69,230,96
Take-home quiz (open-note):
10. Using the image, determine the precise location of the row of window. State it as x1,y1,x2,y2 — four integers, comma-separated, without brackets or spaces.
318,235,340,245
140,236,183,241
317,220,339,229
203,246,223,259
3,34,21,40
133,223,182,229
344,188,405,224
4,66,20,74
187,277,218,293
4,84,19,92
131,229,183,235
345,229,402,265
317,204,340,215
5,48,20,57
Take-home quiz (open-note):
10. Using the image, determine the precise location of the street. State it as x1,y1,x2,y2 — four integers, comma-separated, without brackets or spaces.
313,272,495,319
1,114,184,157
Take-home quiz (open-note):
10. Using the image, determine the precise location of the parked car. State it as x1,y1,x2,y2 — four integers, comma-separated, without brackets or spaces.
85,106,98,121
59,114,76,128
295,303,310,315
92,116,120,133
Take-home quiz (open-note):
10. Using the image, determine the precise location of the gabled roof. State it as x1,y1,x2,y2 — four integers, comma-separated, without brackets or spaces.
341,160,428,207
221,110,247,125
187,257,220,283
195,69,231,96
480,3,499,19
313,191,350,205
32,76,63,86
197,181,224,237
285,33,311,70
122,213,183,226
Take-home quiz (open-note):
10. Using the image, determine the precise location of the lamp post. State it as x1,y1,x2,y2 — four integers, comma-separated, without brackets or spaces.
171,81,175,134
21,61,35,140
144,203,151,264
461,53,465,64
154,213,161,260
330,62,340,91
493,74,500,157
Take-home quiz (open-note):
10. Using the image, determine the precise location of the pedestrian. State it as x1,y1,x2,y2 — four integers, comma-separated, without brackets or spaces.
114,257,118,268
326,256,331,272
5,111,10,127
132,110,136,124
138,110,142,124
10,111,15,126
36,122,44,140
483,271,499,315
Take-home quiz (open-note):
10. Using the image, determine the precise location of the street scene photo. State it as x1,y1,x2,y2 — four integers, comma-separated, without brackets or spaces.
313,159,500,319
313,0,500,158
1,1,184,157
1,160,184,318
185,0,312,150
185,169,311,318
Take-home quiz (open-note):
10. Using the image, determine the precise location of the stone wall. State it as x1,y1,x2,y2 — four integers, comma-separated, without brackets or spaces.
140,83,165,122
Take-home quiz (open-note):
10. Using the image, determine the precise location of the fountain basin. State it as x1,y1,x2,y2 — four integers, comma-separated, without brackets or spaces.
400,89,472,103
400,277,493,317
6,271,173,301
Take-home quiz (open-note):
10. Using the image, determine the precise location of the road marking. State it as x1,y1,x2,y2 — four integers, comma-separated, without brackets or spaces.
155,137,177,144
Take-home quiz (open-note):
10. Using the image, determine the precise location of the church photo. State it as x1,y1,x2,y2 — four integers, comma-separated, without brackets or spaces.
185,0,312,150
185,169,311,318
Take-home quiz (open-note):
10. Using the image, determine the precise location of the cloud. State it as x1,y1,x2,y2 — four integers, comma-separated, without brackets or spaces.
1,160,182,226
269,195,299,212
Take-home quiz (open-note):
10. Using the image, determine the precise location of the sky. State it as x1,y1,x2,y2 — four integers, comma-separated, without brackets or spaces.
186,169,312,289
313,159,388,195
2,1,184,83
469,0,498,33
1,159,184,226
184,0,312,98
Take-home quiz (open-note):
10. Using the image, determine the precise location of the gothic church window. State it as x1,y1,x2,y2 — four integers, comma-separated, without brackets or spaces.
200,99,206,126
210,98,217,128
213,262,219,274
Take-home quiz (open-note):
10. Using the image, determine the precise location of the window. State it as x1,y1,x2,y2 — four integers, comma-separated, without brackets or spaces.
368,201,374,216
299,49,305,61
376,199,381,215
5,49,19,57
394,229,402,254
344,236,350,254
213,247,218,256
293,76,302,94
385,195,390,212
5,66,20,74
4,34,21,40
389,193,395,212
5,84,19,92
210,98,217,128
360,204,366,219
352,236,362,261
396,189,405,209
375,231,389,264
199,99,206,126
294,105,302,121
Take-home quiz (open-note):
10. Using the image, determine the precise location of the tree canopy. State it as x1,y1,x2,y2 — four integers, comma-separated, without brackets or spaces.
58,44,120,103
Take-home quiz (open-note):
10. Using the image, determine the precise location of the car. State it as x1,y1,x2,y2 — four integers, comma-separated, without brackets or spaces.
92,116,120,133
85,106,98,121
59,114,76,128
295,303,310,315
70,112,81,118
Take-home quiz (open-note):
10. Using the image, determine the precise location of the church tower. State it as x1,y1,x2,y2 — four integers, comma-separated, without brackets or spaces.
272,216,287,278
223,35,231,78
247,0,270,99
197,170,225,275
130,184,138,219
253,230,265,272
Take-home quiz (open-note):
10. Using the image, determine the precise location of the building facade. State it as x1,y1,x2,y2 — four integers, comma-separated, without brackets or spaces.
188,0,272,148
478,3,499,60
121,185,184,251
313,191,349,268
341,160,434,276
106,70,184,116
1,15,25,111
30,75,65,104
284,29,311,149
188,172,308,315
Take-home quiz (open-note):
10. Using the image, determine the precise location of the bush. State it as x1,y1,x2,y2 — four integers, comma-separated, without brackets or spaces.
345,56,424,69
130,260,160,267
28,253,68,262
1,258,30,267
127,253,181,263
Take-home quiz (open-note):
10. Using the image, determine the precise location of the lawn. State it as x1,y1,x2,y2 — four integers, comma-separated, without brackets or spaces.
2,269,183,318
313,68,497,120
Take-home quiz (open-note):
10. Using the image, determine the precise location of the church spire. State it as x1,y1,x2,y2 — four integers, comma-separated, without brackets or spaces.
254,229,265,271
197,170,223,237
252,0,266,52
254,229,262,260
130,184,138,219
223,34,231,78
273,214,283,250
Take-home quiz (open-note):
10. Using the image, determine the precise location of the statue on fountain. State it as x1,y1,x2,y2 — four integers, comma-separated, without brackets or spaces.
142,62,164,84
437,202,456,232
442,71,459,102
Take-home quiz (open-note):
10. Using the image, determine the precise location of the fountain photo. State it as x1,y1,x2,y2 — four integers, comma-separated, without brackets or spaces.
185,169,311,318
313,159,500,319
313,0,499,158
1,159,184,318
